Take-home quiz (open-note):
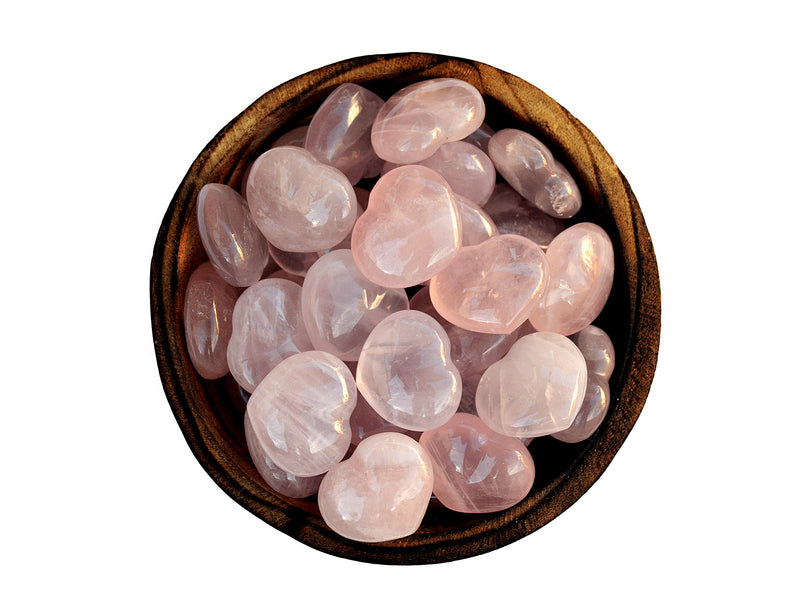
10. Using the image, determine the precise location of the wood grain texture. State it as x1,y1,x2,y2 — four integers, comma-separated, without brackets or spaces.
150,53,661,564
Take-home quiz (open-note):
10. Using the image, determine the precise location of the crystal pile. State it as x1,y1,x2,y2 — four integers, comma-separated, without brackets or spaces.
183,78,617,543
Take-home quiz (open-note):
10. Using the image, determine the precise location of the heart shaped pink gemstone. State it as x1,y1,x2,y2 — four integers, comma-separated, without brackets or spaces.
454,195,497,246
420,413,535,513
318,432,433,542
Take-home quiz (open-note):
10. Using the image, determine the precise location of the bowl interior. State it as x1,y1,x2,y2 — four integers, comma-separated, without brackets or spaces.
150,53,660,564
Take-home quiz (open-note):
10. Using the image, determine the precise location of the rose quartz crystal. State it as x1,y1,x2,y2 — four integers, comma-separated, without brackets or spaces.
246,146,357,252
371,78,485,164
244,416,324,498
429,234,548,334
482,183,564,250
301,249,410,361
351,165,461,287
226,279,314,393
196,183,270,288
318,432,433,542
246,351,356,477
357,310,462,431
488,129,582,218
454,195,497,246
528,223,614,336
266,269,305,286
551,376,610,443
305,83,384,184
420,413,535,513
267,242,319,277
184,262,238,380
348,395,410,447
571,325,615,380
269,125,308,149
476,332,588,438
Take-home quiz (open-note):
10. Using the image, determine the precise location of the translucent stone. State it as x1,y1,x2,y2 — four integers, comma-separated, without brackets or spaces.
269,125,308,149
429,234,548,334
357,310,461,432
454,195,497,246
571,325,615,380
348,395,411,447
482,183,564,251
246,146,357,252
528,223,615,336
305,83,384,184
318,432,433,542
476,332,588,438
226,279,314,393
463,121,495,154
196,183,270,288
420,413,535,513
351,165,461,288
551,376,610,443
416,141,495,206
184,262,238,380
301,249,410,361
371,78,485,164
267,242,318,277
245,351,356,477
244,416,324,498
488,129,582,218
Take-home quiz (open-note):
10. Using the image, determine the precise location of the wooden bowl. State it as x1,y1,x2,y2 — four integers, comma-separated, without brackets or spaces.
150,52,660,564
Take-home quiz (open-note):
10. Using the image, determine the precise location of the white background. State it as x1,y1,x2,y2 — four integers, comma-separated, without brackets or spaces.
2,1,798,597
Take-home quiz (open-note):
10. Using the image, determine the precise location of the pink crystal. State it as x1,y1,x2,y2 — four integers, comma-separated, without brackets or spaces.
454,195,498,246
196,183,270,288
266,268,304,286
420,413,535,513
412,141,495,206
357,310,461,432
246,146,357,252
245,351,356,477
348,395,412,447
226,279,314,393
318,432,433,542
463,121,495,154
488,128,582,218
305,83,384,184
267,242,319,277
301,249,409,361
571,325,615,380
371,78,485,164
476,332,588,438
551,376,610,443
183,262,238,380
429,234,548,334
528,223,614,336
482,183,564,250
351,165,461,288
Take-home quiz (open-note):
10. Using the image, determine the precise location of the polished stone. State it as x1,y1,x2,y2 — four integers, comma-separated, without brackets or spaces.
571,325,615,380
417,141,495,206
463,121,495,154
455,195,497,246
482,183,565,250
552,376,610,443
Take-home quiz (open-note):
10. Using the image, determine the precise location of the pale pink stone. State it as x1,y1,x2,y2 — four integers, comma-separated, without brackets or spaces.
305,83,384,184
318,432,433,542
244,416,324,498
420,413,535,513
301,249,409,361
528,223,615,336
463,121,495,154
416,141,495,206
267,242,318,277
246,146,357,252
371,78,485,164
226,279,314,393
454,195,498,246
488,129,582,218
551,376,610,443
266,268,304,286
482,183,565,251
350,165,461,288
476,332,588,438
357,310,461,432
197,183,270,288
269,125,308,149
571,325,615,380
184,262,238,380
246,351,356,477
429,234,548,334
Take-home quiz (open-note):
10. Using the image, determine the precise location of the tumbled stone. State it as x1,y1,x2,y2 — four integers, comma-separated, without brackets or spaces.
357,310,461,431
482,183,564,250
348,394,411,447
302,249,410,361
244,416,324,498
463,121,495,154
476,332,588,438
528,223,614,336
305,83,384,184
430,234,548,334
552,376,610,443
416,141,495,206
267,242,319,277
454,195,498,246
246,351,356,477
184,262,238,380
420,413,535,513
571,325,615,380
269,125,308,149
488,128,582,218
351,165,461,288
197,183,270,288
227,279,314,393
318,432,433,542
246,146,357,252
371,78,485,164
